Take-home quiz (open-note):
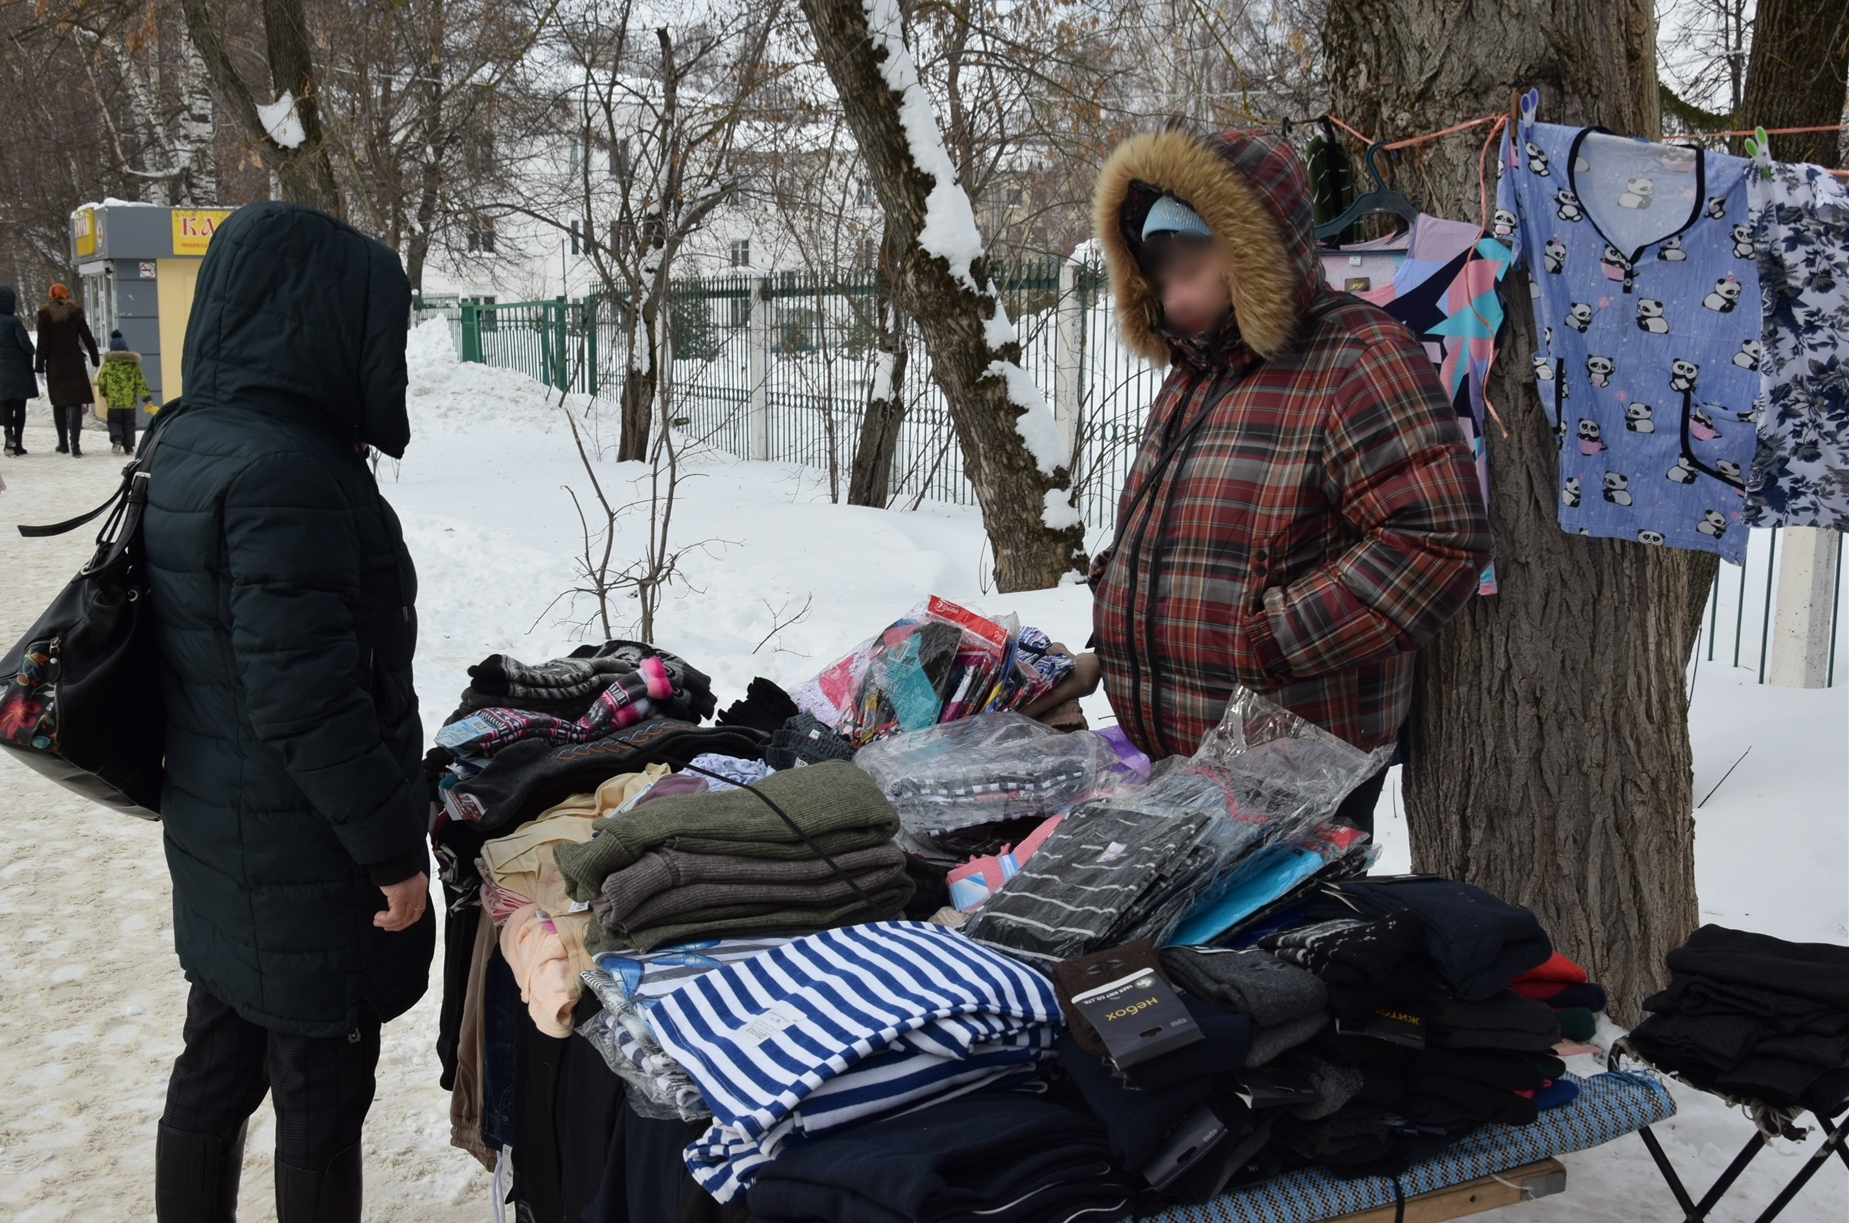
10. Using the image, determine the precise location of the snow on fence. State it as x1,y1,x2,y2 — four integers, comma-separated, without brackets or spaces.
414,271,1842,687
412,256,1164,530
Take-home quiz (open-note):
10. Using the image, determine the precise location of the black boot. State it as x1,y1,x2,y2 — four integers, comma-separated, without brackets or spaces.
274,1143,362,1223
155,1121,247,1223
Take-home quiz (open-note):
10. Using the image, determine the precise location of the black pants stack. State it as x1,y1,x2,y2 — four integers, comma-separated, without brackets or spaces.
0,398,23,449
51,403,86,452
162,984,381,1173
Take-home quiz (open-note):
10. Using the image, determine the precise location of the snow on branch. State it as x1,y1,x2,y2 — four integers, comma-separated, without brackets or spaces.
257,91,306,149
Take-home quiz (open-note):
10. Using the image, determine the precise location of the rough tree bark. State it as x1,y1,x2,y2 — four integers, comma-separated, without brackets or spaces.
180,0,343,215
848,218,911,507
801,0,1086,590
1742,0,1849,168
1326,0,1705,1023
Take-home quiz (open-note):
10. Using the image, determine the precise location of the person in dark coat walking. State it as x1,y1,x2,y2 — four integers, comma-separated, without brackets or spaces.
33,282,98,455
142,201,433,1223
0,285,36,455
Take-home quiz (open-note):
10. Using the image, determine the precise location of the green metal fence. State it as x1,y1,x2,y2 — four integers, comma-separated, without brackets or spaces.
412,256,1166,528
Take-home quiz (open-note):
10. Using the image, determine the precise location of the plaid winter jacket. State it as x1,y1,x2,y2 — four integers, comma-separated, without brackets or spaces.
1089,129,1493,755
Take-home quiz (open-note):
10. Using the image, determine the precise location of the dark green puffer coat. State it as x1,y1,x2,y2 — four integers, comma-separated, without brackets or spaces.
143,202,433,1037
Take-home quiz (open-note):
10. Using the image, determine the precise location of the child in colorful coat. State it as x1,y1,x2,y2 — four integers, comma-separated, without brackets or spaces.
96,330,155,454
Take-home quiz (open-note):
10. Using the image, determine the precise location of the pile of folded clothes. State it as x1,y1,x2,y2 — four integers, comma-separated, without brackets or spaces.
1511,951,1608,1043
554,761,914,953
642,921,1066,1202
1045,940,1334,1205
1625,925,1849,1107
1244,877,1568,1175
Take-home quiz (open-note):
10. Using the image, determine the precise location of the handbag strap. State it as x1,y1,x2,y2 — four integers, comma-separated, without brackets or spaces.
17,402,186,539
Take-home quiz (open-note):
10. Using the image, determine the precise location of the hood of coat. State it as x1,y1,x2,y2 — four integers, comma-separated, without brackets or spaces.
1093,128,1324,364
182,201,413,458
103,348,142,365
0,286,15,315
38,298,81,325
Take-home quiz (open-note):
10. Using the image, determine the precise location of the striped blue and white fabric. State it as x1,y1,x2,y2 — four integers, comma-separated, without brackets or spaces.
647,921,1063,1202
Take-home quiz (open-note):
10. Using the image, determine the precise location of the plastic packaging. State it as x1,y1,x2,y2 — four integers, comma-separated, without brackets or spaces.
790,597,1066,744
577,967,711,1121
853,712,1119,835
966,686,1390,960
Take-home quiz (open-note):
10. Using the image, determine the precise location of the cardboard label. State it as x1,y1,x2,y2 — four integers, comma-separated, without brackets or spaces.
1344,276,1372,292
1334,1007,1427,1049
1070,968,1201,1068
1231,1065,1320,1109
732,999,806,1048
172,209,233,255
1141,1102,1227,1190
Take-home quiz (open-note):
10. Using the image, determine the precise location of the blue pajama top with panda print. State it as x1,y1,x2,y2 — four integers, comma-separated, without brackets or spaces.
1496,109,1760,561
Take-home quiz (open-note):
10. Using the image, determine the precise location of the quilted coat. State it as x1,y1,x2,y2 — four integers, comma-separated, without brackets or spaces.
1089,129,1493,755
142,201,432,1037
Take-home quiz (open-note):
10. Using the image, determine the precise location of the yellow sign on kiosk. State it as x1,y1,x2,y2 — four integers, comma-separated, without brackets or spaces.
171,209,231,255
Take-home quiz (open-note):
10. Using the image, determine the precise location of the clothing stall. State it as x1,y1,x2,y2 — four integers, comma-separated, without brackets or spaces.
422,90,1849,1223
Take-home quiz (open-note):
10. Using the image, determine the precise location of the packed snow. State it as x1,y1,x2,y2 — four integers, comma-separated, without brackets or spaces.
255,90,307,150
0,330,1842,1220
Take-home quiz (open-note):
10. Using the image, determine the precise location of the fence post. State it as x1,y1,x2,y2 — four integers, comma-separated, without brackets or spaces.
460,300,481,363
554,297,569,393
586,295,598,398
747,275,770,461
1768,527,1842,688
1054,258,1081,457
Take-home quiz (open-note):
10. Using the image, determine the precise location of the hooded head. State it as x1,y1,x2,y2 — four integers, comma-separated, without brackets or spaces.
0,286,15,315
182,201,413,458
1093,128,1324,363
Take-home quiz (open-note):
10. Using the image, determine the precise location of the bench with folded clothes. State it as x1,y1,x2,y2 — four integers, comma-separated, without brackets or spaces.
421,651,1662,1223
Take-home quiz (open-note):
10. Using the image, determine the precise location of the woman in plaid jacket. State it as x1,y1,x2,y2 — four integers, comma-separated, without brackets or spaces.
1088,129,1492,826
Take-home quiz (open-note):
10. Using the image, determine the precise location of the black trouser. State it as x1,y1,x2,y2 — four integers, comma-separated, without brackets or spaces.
0,398,23,449
1332,767,1390,839
107,406,138,451
52,402,86,451
162,984,381,1173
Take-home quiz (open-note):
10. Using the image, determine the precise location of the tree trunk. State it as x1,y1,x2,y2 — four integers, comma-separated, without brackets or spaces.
1326,0,1701,1023
849,222,911,507
801,0,1086,591
1742,0,1849,168
181,0,342,216
177,28,217,206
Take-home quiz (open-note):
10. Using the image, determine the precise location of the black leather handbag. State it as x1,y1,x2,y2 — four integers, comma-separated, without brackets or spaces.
0,406,183,817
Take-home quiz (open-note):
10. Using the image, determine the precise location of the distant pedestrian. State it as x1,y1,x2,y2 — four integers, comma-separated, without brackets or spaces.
0,285,35,456
33,282,99,456
97,329,155,454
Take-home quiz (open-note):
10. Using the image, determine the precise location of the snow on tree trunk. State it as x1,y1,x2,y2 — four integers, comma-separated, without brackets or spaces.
177,29,218,206
801,0,1087,591
1327,0,1699,1024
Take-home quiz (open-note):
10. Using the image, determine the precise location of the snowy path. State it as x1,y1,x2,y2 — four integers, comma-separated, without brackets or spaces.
1,331,1844,1220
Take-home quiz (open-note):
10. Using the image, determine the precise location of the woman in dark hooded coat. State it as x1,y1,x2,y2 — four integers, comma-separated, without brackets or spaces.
33,282,98,455
141,201,433,1222
0,285,36,455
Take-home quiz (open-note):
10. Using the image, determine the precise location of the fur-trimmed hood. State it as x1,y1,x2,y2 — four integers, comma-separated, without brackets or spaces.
1093,128,1324,363
103,348,142,365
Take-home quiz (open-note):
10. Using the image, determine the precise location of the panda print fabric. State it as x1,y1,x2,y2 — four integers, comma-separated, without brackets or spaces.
1497,105,1759,561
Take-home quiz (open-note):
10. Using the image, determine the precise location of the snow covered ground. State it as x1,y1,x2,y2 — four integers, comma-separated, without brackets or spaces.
0,323,1842,1220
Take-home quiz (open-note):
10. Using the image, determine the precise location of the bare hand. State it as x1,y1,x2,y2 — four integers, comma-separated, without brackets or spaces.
1022,649,1103,719
374,873,430,932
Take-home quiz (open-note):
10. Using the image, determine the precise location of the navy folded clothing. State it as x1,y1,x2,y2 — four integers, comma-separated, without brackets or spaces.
745,1092,1131,1223
1666,925,1849,1011
1538,982,1608,1012
1121,994,1254,1091
1428,991,1562,1051
1328,878,1552,1001
1056,1032,1210,1169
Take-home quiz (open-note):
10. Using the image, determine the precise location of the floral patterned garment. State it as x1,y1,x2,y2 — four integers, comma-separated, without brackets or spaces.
1497,97,1760,561
1745,160,1849,531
